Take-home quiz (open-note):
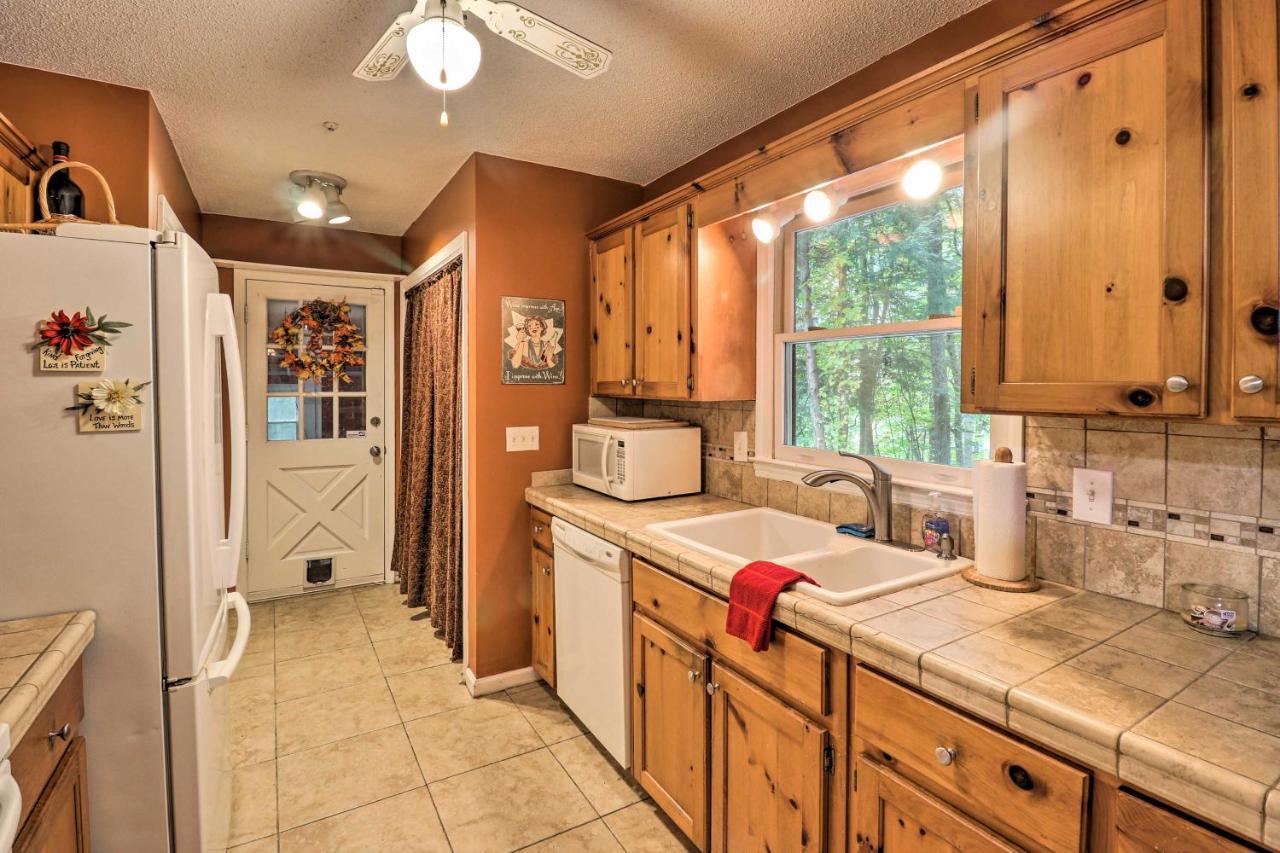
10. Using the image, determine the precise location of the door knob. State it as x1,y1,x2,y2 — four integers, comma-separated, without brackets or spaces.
1239,374,1265,394
369,446,383,458
934,746,956,766
1165,375,1189,393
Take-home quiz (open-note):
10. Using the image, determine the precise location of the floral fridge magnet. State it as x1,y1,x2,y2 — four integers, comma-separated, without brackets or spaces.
33,307,131,372
69,378,149,432
270,298,365,385
502,296,564,385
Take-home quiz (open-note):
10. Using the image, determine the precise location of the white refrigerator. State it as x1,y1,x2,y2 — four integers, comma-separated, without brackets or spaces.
0,223,249,852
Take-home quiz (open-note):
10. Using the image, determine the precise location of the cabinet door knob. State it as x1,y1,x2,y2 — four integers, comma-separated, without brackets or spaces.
1239,374,1266,394
533,524,544,533
705,681,719,696
1165,375,1189,393
687,670,700,683
48,723,71,743
542,566,551,575
934,746,956,766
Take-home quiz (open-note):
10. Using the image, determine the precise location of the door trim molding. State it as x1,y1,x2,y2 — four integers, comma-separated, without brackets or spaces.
225,261,401,592
400,231,471,671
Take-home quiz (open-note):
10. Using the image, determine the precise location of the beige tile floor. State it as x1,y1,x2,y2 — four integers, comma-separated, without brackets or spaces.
227,584,691,852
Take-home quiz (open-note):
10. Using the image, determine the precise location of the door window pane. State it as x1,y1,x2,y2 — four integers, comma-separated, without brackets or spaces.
785,331,989,467
338,363,365,392
267,348,296,393
304,372,333,393
304,397,333,439
338,397,366,437
792,186,963,332
266,300,300,344
347,304,366,337
267,396,298,441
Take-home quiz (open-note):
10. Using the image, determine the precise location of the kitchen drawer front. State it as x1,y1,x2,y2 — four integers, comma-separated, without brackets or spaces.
632,559,829,719
531,508,553,554
854,666,1088,853
11,660,85,828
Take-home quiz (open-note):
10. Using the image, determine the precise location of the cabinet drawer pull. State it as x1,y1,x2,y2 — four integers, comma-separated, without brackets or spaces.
934,746,956,766
48,723,71,743
533,524,544,533
1239,374,1265,394
1008,763,1034,791
687,669,700,683
1165,375,1189,393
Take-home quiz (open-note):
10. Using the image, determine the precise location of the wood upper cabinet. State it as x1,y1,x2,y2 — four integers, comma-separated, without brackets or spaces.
589,208,755,402
852,755,1020,853
708,662,827,853
634,204,693,399
590,228,635,396
1221,0,1280,419
964,0,1207,417
530,541,555,687
631,613,709,849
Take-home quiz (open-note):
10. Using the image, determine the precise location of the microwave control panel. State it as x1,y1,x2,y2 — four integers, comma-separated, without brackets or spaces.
613,440,626,483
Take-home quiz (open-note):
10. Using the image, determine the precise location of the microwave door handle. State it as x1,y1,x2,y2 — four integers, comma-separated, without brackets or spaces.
600,435,616,494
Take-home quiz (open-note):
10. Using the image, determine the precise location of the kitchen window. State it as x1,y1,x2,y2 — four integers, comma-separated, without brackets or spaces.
758,144,1019,491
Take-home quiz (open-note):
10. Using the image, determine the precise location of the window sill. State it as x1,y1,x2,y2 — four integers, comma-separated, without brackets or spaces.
751,457,975,512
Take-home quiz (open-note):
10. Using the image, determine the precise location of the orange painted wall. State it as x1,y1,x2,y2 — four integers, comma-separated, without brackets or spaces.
0,62,150,226
147,99,202,240
641,0,1061,199
203,213,404,274
400,154,639,677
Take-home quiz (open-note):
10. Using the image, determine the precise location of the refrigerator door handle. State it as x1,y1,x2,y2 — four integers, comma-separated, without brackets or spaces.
206,592,250,690
208,293,246,589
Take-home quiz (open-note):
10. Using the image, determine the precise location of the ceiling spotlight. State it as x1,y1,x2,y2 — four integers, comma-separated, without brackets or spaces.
290,171,351,225
903,159,944,199
803,190,833,223
751,216,776,243
407,7,482,92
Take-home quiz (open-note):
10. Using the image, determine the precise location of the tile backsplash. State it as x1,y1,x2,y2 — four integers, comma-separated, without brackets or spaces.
590,399,1280,634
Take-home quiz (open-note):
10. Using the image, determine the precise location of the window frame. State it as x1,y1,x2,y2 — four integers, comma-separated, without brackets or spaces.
754,145,1021,496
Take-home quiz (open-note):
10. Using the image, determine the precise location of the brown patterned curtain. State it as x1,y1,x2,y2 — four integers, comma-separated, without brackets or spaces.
392,258,463,659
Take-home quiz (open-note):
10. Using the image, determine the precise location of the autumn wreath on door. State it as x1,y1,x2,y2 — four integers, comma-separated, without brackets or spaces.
270,298,365,385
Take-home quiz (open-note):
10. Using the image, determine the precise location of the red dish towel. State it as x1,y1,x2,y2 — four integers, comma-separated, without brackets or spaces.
725,561,817,652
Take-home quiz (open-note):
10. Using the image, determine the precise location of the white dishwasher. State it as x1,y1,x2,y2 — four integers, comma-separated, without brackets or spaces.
552,517,632,768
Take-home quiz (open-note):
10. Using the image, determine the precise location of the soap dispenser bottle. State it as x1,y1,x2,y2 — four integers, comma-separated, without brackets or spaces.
921,491,950,554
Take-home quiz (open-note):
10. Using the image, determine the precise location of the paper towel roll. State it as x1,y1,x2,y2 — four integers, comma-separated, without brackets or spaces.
973,459,1028,582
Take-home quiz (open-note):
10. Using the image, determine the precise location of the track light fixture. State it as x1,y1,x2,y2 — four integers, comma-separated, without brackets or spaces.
289,171,353,226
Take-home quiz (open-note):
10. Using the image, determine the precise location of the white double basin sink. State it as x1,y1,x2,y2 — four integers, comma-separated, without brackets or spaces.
647,507,968,606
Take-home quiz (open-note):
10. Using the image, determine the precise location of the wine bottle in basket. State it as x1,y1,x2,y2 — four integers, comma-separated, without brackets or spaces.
43,140,84,219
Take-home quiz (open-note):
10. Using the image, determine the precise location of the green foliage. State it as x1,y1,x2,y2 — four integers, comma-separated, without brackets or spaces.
788,187,989,467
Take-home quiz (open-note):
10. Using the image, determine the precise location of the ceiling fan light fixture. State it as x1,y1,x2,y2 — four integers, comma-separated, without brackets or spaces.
803,190,833,223
407,15,481,92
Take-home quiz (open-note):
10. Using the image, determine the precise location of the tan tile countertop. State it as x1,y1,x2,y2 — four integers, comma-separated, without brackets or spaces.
0,610,95,759
527,483,1280,846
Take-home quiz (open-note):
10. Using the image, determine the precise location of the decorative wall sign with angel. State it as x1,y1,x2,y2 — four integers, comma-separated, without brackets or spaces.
502,297,565,385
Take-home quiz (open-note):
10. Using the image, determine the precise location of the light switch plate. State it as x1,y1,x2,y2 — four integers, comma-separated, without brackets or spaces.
733,431,750,462
506,426,539,452
1072,468,1114,524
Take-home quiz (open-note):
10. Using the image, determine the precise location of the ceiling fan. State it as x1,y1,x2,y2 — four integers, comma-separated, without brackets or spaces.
353,0,613,92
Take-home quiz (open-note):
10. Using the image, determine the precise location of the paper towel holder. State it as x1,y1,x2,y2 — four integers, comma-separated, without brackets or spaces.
960,445,1042,594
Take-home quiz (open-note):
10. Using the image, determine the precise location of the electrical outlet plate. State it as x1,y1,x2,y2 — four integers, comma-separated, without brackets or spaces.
506,426,539,452
1072,467,1114,524
733,431,749,462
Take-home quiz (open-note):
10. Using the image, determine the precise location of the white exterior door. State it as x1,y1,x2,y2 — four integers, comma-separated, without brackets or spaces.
245,279,386,596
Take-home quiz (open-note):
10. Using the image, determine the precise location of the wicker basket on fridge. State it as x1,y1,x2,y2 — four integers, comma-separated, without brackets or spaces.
0,160,119,233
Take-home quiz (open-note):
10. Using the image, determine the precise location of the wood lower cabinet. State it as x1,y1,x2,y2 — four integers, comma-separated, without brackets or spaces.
1110,789,1254,852
709,662,828,852
13,737,89,853
964,0,1208,417
631,613,709,847
530,509,555,687
853,754,1019,853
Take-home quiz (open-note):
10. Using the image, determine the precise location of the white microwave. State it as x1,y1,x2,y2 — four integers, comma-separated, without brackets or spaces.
571,423,702,501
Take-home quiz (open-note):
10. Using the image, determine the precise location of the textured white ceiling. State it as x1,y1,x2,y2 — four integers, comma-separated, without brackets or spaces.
1,0,985,234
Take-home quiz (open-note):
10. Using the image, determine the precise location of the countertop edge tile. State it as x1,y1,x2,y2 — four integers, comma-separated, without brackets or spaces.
526,484,1273,838
0,609,95,759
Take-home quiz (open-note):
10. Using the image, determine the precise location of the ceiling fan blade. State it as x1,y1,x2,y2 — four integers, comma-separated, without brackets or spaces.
463,0,612,79
352,11,425,81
